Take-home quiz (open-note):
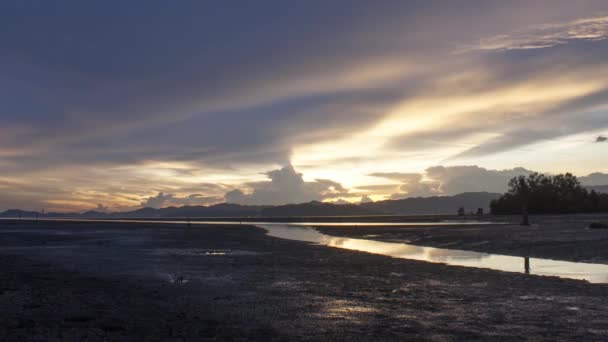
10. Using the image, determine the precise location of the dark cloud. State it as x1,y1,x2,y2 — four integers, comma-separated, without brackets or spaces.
2,2,608,210
3,1,606,172
0,1,428,168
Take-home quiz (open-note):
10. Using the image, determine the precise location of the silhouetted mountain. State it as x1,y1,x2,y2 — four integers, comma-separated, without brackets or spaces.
160,203,266,218
260,201,380,217
0,209,87,218
117,203,268,218
0,209,41,218
80,210,110,218
586,185,608,194
361,192,501,215
0,192,501,218
121,207,162,218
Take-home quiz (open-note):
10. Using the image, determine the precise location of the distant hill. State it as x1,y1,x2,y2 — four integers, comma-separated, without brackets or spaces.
360,192,501,215
586,185,608,194
165,203,266,218
0,192,501,218
260,201,380,217
0,209,42,218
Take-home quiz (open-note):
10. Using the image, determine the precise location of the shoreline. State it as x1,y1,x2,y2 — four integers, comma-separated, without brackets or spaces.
315,213,608,264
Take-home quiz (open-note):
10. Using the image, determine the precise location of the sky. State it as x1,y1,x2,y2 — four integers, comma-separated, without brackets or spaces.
1,1,608,212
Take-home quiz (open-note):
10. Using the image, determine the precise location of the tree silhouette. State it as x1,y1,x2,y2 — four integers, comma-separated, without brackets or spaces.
491,173,608,216
509,175,530,225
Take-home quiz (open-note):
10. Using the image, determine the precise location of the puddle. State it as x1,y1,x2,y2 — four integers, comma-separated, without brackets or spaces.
161,273,190,284
149,248,258,257
259,224,608,284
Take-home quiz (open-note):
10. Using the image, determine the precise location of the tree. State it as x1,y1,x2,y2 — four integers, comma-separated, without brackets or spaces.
490,173,608,216
509,175,530,225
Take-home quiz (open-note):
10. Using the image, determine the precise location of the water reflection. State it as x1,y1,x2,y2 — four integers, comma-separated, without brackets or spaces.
260,224,608,284
427,249,485,262
6,218,608,283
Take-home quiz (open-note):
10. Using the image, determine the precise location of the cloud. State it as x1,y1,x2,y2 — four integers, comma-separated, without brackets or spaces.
372,165,535,198
95,204,109,213
355,184,401,192
370,172,440,199
224,165,349,205
3,3,608,211
390,183,441,200
359,195,374,204
596,135,608,142
462,15,608,52
141,192,222,209
424,166,534,194
367,173,423,182
141,193,174,208
445,87,608,159
0,1,424,174
223,189,249,205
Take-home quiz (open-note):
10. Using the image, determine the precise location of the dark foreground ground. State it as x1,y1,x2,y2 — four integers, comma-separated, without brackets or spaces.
317,214,608,263
1,219,608,341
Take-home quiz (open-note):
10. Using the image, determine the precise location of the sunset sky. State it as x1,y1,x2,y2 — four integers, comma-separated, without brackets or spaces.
1,1,608,212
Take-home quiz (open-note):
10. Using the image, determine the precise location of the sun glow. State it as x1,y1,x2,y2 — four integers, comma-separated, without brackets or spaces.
291,68,608,191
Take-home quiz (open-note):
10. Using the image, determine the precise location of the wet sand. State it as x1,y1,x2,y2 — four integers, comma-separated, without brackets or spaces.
317,214,608,263
1,219,608,341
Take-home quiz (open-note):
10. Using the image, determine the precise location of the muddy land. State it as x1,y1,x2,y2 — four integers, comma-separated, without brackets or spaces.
316,214,608,263
1,219,608,341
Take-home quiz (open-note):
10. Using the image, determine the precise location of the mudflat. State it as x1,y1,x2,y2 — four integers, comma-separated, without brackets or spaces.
1,219,607,341
317,214,608,263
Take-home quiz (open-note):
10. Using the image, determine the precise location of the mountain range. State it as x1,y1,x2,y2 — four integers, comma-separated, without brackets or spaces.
0,192,501,219
586,185,608,194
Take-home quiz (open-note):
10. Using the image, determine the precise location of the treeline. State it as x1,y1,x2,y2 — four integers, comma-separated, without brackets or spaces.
490,173,608,214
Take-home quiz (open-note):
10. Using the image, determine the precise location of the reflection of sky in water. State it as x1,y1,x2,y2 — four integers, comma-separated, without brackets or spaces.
260,224,608,284
7,218,608,284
